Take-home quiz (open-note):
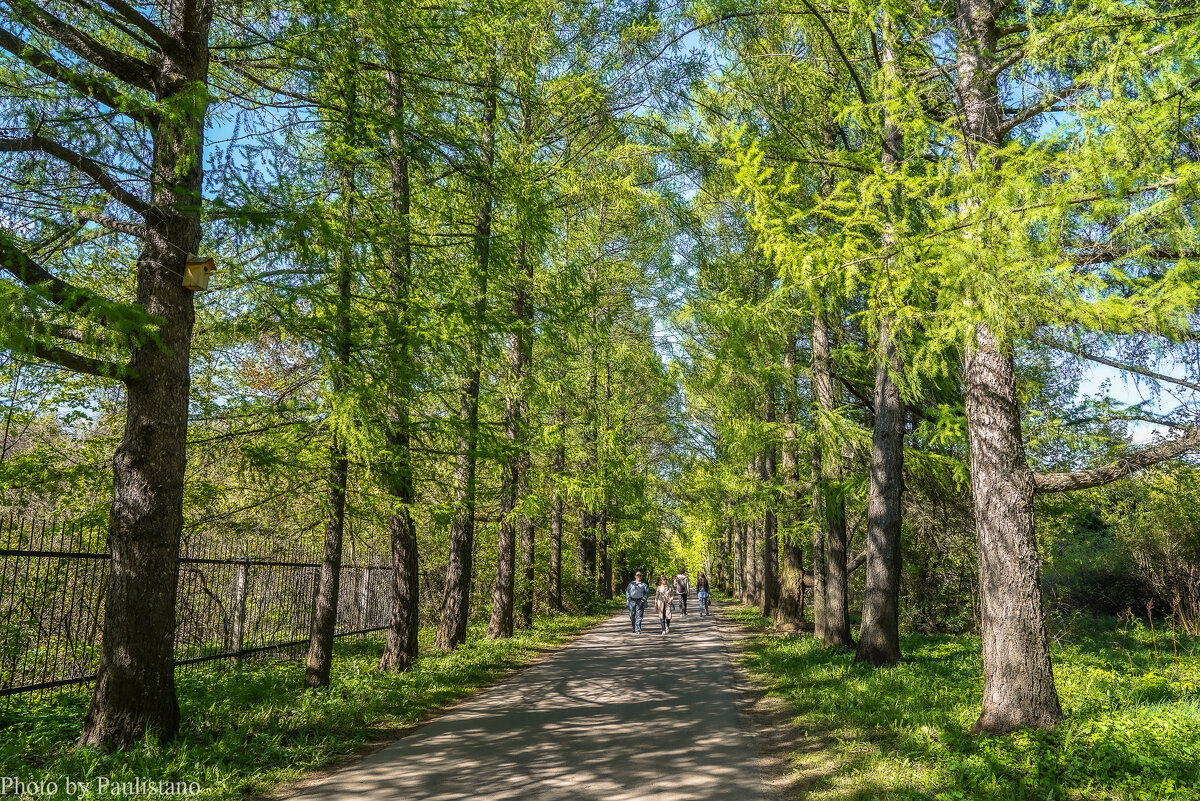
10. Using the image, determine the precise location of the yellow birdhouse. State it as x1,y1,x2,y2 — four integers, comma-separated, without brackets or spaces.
183,255,216,292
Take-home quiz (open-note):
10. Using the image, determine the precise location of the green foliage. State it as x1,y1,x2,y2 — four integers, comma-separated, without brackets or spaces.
725,606,1200,800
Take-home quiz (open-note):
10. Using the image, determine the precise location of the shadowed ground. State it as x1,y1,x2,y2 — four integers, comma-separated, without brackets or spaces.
287,602,765,800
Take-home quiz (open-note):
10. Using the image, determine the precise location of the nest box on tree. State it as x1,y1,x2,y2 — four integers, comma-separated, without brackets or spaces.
183,255,216,291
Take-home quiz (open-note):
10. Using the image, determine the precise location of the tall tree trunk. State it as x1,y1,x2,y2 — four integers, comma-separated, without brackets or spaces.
856,18,906,668
720,515,729,592
776,335,805,628
598,509,611,599
761,388,780,617
490,83,536,638
549,402,565,612
966,326,1060,731
745,497,759,605
856,325,905,665
436,65,496,651
379,67,420,672
517,483,535,628
956,0,1061,732
733,519,746,601
305,49,359,690
577,508,597,588
80,2,212,747
812,313,853,646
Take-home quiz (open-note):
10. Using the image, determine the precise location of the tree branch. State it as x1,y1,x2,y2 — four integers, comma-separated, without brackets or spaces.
97,0,173,51
11,334,132,381
74,209,148,238
1069,245,1199,266
1034,427,1200,493
0,135,150,215
0,26,152,123
0,233,124,324
1037,336,1200,394
7,0,156,90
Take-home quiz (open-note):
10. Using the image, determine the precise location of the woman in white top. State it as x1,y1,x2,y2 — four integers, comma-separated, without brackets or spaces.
653,573,675,634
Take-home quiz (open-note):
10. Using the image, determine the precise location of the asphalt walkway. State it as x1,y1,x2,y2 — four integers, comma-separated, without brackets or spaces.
288,601,765,801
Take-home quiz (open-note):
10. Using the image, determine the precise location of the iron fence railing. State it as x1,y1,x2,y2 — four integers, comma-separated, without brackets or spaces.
0,515,390,698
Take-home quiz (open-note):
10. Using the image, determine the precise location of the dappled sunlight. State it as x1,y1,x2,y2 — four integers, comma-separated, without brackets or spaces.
290,605,763,801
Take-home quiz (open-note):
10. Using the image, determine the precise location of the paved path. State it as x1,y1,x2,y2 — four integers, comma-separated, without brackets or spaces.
289,602,765,801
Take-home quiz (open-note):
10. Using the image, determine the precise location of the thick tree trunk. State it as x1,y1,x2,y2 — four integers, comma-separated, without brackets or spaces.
966,326,1061,731
437,69,496,651
379,66,419,672
856,322,905,666
956,0,1062,732
80,3,212,748
856,20,905,668
306,435,347,688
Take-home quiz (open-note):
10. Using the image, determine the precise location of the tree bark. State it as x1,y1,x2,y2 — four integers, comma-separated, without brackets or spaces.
305,47,358,691
378,65,420,673
966,326,1061,731
856,17,905,668
80,0,212,749
733,519,746,601
956,0,1061,732
598,509,611,598
776,336,805,628
436,64,496,651
549,401,565,612
812,313,852,647
761,388,780,617
856,323,905,665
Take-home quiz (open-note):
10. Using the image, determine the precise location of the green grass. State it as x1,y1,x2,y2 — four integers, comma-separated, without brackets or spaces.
722,605,1200,800
0,608,616,800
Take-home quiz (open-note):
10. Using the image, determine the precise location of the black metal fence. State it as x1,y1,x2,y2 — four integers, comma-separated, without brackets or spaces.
0,515,391,698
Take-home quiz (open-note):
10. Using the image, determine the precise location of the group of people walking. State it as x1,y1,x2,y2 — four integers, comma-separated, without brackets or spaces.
624,569,711,634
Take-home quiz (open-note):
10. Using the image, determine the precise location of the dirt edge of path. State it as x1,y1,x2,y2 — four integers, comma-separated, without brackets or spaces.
713,605,841,801
264,608,623,801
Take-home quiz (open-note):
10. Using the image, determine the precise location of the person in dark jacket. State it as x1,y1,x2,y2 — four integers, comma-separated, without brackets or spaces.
673,570,690,615
625,571,648,632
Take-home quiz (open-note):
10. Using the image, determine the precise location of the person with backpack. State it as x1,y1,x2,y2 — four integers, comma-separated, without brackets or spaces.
696,571,710,616
673,569,691,615
625,571,649,633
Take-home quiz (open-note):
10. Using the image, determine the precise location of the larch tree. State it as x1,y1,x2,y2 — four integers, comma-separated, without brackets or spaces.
0,0,216,748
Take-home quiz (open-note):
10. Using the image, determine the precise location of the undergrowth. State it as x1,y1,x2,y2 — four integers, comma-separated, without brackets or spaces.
723,605,1200,800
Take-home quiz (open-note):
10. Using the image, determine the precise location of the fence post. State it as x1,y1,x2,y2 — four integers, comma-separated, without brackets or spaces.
230,560,249,665
359,567,370,629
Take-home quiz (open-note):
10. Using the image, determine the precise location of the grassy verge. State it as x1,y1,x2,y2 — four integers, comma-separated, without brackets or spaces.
0,607,617,800
722,605,1200,801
